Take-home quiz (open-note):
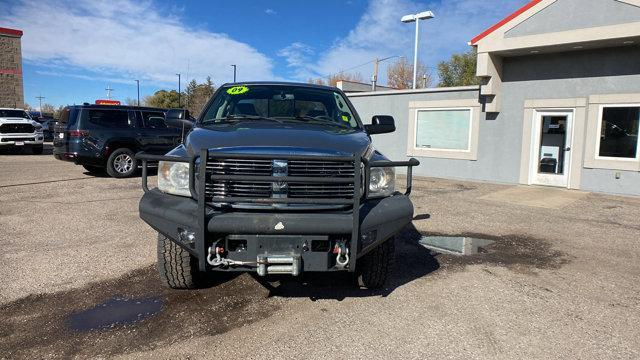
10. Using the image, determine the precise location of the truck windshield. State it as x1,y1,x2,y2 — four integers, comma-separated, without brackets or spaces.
200,85,359,128
0,110,30,118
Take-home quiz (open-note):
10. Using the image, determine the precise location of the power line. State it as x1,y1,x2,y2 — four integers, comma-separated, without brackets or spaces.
321,59,376,80
320,55,437,81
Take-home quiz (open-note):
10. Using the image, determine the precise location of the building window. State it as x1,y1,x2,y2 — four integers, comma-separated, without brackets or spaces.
415,108,472,151
597,105,640,159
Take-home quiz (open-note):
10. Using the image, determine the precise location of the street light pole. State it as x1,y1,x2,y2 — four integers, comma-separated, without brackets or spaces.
231,65,237,82
401,11,435,89
176,73,181,108
135,80,140,106
412,19,420,89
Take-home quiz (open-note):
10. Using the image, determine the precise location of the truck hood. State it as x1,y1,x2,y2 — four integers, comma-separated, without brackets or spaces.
184,123,371,157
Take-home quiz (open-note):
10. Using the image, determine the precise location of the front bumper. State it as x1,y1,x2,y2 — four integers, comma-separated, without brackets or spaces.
0,133,44,146
140,189,414,272
137,150,419,273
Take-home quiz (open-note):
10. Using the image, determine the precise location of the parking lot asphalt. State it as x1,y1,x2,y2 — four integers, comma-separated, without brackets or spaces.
1,145,639,359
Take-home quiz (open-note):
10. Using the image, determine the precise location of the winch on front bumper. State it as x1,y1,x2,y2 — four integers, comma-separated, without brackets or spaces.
137,149,419,275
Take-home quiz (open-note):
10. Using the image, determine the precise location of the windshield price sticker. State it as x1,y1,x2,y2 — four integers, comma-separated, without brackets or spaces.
227,86,249,95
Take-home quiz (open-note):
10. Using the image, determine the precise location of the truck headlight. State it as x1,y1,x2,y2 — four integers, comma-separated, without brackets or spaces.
369,167,395,197
158,161,191,197
34,124,43,133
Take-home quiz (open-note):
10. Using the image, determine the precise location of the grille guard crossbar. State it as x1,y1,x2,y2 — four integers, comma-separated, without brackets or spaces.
136,150,419,272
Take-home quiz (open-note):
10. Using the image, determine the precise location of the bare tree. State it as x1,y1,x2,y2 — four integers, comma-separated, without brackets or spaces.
308,72,363,87
387,57,432,89
41,103,55,115
124,97,138,106
54,105,66,119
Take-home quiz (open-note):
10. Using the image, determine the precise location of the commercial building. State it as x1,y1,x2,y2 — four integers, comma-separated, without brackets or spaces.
348,0,640,196
0,27,24,109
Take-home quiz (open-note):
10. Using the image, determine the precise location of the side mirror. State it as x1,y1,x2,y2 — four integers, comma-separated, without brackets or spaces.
165,109,194,131
365,115,395,135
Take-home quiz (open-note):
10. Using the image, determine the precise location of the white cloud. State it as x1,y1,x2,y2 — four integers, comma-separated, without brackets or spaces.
265,8,277,15
1,0,277,86
280,0,524,85
277,43,315,68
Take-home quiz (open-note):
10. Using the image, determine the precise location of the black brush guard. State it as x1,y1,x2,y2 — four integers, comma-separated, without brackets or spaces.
137,149,419,272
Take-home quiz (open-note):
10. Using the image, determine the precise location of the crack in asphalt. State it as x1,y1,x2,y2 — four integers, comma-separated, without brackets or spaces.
0,177,97,188
17,196,141,205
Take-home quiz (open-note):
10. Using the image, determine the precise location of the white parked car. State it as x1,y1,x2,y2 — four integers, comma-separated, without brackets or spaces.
0,108,44,154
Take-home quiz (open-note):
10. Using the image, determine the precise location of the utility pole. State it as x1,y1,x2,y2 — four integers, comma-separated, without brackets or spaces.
35,95,45,116
105,85,114,100
371,58,379,91
231,65,237,82
176,73,181,108
135,80,140,106
371,55,402,91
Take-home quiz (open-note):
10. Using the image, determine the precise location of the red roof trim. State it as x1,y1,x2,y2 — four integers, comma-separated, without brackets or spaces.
470,0,542,45
0,27,24,37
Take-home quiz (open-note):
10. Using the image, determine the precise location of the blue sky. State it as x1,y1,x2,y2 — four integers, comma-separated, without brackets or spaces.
1,0,526,107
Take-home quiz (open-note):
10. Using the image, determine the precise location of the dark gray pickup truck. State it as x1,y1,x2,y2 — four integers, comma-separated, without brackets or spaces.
137,82,418,289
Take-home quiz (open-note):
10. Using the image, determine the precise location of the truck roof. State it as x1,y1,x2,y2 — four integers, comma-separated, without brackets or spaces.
65,104,168,112
219,81,341,92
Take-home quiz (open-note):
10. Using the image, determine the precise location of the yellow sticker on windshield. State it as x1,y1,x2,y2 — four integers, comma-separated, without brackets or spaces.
341,115,349,122
227,85,249,95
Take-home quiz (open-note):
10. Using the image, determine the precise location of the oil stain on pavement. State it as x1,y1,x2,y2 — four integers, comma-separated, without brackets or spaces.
0,267,278,359
67,296,165,332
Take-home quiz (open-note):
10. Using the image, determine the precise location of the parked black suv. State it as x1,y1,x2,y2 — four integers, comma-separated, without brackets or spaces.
53,105,185,177
137,82,419,289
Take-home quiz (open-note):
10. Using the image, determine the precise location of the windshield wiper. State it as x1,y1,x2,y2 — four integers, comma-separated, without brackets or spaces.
286,115,351,128
202,115,282,125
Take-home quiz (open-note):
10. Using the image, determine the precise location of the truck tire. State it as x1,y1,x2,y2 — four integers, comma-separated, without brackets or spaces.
31,145,43,155
106,148,137,178
356,236,395,289
82,164,104,174
157,233,202,289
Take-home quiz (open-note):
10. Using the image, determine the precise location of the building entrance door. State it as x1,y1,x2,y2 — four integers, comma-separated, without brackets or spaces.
530,110,573,187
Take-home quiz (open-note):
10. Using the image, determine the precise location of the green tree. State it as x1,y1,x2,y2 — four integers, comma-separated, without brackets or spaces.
143,90,182,109
437,49,479,87
185,77,215,117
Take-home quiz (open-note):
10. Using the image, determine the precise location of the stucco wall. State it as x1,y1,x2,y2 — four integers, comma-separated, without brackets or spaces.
501,46,640,196
348,46,640,196
347,87,522,183
506,0,640,38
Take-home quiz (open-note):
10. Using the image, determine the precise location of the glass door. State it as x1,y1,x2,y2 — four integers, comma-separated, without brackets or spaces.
530,111,573,187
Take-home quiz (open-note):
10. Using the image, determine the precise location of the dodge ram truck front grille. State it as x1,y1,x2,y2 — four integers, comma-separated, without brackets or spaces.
0,123,34,134
204,157,356,203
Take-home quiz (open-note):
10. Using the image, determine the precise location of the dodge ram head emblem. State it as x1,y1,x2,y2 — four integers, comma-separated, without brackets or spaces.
271,160,288,198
